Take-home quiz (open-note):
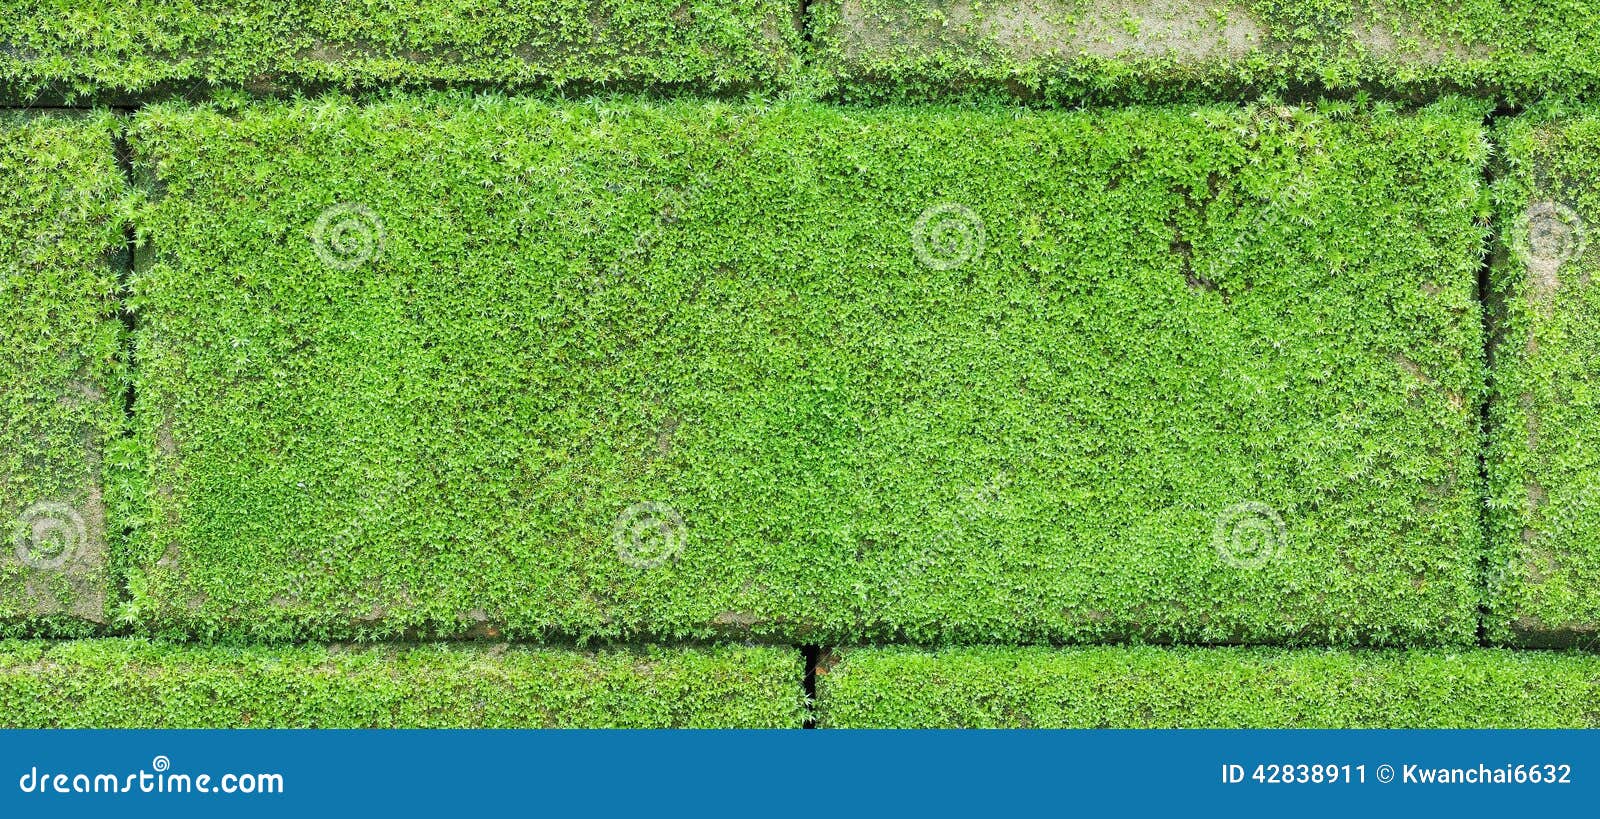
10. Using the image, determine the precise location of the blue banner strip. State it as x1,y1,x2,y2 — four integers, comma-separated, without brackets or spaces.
2,730,1595,817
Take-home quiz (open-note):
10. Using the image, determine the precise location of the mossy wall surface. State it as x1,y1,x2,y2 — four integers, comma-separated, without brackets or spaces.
124,97,1485,646
8,2,1600,105
4,0,1600,729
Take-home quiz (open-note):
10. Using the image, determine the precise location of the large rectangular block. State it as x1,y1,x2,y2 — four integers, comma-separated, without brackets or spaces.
812,0,1600,105
0,0,801,103
1487,111,1600,646
814,647,1600,728
128,96,1486,644
0,113,126,629
0,640,803,727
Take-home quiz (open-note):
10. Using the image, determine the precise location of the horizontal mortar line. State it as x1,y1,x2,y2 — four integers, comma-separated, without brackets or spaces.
3,638,1595,655
0,88,1536,114
31,630,1544,653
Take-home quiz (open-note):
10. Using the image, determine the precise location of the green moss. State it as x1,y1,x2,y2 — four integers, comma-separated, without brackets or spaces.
124,94,1486,645
1486,107,1600,647
0,0,801,103
812,0,1600,106
0,113,129,630
0,639,802,727
815,646,1600,727
7,1,1600,105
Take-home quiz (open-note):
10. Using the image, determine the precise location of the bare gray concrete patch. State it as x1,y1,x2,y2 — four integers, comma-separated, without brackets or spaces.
1485,115,1600,647
1351,12,1492,63
1,375,117,625
5,476,110,623
832,0,1266,63
0,114,125,628
825,0,1492,74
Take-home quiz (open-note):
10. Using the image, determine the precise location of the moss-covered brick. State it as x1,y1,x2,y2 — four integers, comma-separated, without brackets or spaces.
0,113,128,631
815,646,1600,727
127,95,1486,645
1486,109,1600,647
0,0,801,103
812,0,1600,105
0,639,804,727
